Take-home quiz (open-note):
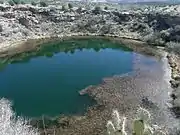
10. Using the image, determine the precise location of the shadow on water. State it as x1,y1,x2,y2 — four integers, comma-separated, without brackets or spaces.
0,38,132,65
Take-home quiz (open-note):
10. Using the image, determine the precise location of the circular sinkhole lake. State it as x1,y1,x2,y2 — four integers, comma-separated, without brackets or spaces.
0,38,158,117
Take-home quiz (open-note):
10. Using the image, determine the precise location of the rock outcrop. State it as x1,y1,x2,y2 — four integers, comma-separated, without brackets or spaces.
167,53,180,116
0,3,180,52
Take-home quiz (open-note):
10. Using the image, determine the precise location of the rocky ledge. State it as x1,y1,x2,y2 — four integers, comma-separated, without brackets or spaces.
167,53,180,117
0,3,180,53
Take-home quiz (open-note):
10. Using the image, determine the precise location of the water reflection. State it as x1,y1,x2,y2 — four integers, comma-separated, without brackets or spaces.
0,38,132,65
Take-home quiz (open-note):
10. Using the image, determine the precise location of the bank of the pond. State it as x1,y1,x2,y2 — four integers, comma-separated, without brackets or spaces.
0,35,161,60
167,53,180,117
1,36,179,134
29,51,180,135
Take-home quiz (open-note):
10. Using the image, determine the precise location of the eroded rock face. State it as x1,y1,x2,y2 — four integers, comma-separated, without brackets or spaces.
167,53,180,118
0,4,180,51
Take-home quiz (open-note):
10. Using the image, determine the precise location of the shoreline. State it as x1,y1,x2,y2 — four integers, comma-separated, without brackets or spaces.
0,3,180,58
26,46,179,134
0,34,147,57
0,31,178,119
0,34,161,61
0,20,179,132
167,53,180,117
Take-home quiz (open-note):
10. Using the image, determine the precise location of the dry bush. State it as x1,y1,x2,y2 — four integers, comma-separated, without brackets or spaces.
0,98,39,135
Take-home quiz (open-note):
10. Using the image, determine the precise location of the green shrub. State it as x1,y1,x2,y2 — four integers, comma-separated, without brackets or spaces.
93,6,101,14
104,6,108,10
39,1,47,7
31,1,36,6
68,3,73,9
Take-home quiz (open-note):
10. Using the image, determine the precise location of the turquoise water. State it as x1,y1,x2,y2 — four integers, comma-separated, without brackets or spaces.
0,38,136,117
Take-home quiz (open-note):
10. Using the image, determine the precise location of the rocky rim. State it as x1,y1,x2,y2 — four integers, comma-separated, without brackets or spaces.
1,1,180,135
0,2,180,52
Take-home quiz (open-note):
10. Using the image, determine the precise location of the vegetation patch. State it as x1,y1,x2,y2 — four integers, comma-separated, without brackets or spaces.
39,1,48,7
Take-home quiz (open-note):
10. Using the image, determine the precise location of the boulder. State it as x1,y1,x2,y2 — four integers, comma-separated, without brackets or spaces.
170,79,180,88
18,17,29,28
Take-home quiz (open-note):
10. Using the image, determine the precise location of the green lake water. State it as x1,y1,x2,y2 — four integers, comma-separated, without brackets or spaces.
0,38,156,117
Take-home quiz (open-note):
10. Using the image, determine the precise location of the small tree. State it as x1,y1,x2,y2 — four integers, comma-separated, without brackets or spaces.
68,3,73,9
39,1,47,7
93,6,101,14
